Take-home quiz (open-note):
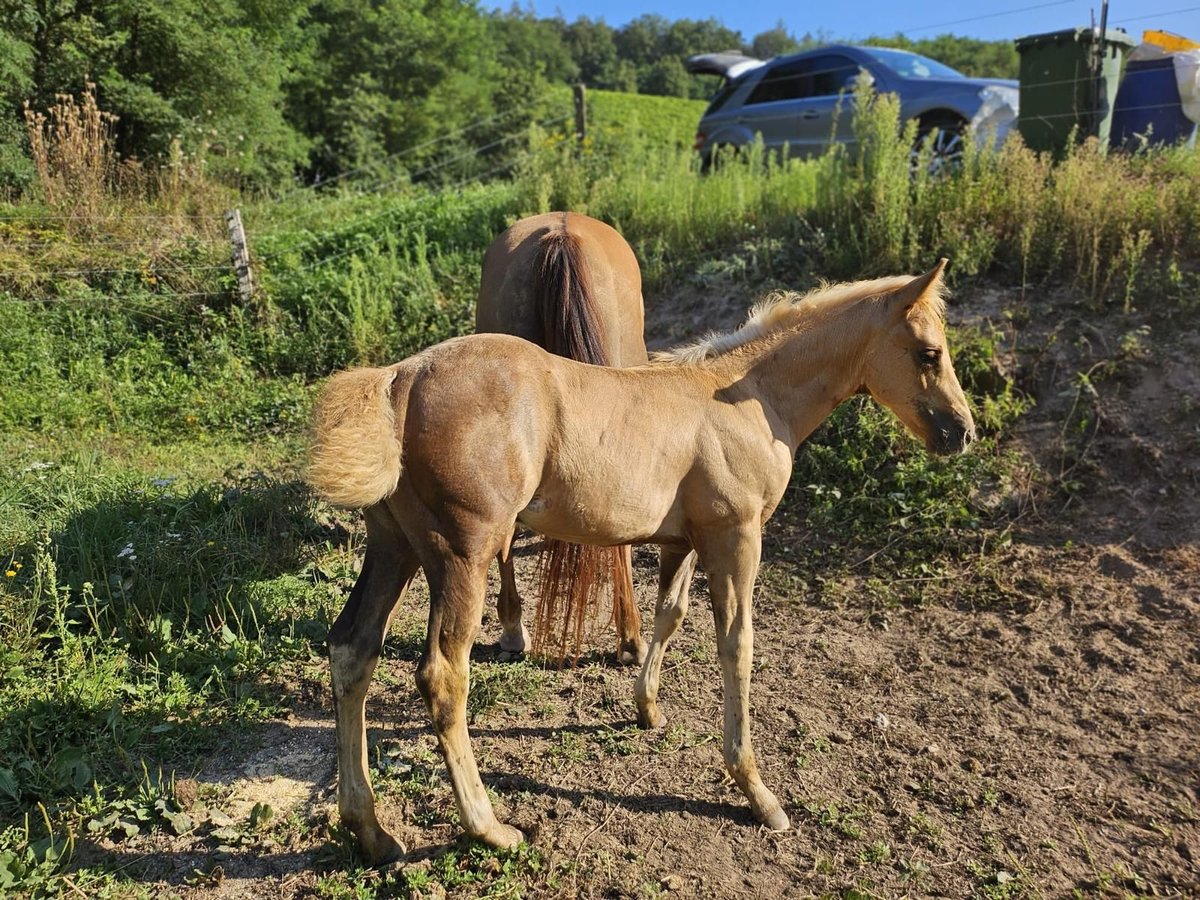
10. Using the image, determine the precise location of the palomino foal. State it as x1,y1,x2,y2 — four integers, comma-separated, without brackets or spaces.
476,211,648,664
307,260,975,862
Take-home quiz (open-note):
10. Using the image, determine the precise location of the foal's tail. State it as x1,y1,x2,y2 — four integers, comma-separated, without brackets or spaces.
531,224,641,663
306,366,403,509
535,227,610,367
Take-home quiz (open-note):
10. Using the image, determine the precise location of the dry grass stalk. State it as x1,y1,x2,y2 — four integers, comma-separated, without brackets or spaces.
21,85,228,244
24,84,118,220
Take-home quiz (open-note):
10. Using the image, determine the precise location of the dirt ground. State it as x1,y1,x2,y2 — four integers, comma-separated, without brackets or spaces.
80,278,1200,898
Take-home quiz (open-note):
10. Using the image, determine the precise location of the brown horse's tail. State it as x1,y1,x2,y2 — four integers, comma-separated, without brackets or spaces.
532,542,637,664
530,224,641,663
305,366,403,509
535,228,610,366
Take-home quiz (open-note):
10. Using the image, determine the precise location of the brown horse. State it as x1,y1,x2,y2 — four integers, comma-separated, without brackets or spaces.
476,211,647,664
307,260,975,863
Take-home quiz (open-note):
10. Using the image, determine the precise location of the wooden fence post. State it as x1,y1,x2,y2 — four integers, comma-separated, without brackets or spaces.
573,83,587,145
224,208,254,305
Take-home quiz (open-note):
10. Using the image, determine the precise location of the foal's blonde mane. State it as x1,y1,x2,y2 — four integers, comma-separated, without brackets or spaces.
653,274,946,365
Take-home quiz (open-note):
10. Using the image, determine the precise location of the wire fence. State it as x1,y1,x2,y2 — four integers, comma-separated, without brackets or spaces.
251,105,570,239
283,100,545,194
0,212,223,221
3,58,1197,298
0,100,574,293
0,288,229,309
255,109,570,263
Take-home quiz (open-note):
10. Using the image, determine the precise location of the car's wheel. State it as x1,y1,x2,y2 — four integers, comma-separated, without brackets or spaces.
912,117,966,177
700,143,741,175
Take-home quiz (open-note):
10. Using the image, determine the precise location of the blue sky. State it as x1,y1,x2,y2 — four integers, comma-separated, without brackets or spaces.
504,0,1200,46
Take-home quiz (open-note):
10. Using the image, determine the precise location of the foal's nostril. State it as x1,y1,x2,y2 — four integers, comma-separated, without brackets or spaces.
927,409,975,455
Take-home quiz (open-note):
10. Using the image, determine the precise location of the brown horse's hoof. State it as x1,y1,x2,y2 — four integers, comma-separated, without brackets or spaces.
618,638,648,667
498,624,530,654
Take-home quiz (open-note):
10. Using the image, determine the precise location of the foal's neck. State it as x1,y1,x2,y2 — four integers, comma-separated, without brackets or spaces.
728,300,875,452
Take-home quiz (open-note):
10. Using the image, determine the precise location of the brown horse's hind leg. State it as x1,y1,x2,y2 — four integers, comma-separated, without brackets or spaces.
698,527,790,833
634,547,697,729
417,551,523,848
614,544,647,666
495,534,529,653
329,507,420,866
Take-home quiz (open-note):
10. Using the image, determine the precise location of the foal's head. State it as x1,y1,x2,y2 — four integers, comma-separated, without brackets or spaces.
861,260,976,455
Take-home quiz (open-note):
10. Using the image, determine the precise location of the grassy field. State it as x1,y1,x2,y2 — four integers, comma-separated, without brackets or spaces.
2,88,1199,897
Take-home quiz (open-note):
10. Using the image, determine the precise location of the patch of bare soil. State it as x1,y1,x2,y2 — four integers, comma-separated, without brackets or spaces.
106,279,1198,898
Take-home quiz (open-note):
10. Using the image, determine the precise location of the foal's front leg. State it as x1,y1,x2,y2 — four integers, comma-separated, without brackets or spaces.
698,527,790,832
634,547,698,728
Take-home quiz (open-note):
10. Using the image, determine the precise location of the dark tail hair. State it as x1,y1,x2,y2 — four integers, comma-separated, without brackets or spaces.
535,227,609,366
529,221,641,663
532,541,639,665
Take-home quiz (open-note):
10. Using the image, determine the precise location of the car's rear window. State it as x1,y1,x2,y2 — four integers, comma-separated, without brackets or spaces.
861,47,964,79
704,80,741,115
745,54,860,104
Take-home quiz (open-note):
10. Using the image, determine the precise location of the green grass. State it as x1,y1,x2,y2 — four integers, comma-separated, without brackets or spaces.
545,84,708,153
1,83,1198,895
587,88,709,151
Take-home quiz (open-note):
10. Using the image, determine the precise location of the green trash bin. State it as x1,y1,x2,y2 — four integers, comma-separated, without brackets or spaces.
1015,27,1136,154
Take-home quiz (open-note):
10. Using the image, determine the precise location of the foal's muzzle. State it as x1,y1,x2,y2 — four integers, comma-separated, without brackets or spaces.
927,409,976,455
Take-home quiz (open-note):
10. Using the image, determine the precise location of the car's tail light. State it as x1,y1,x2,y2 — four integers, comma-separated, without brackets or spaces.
693,132,706,151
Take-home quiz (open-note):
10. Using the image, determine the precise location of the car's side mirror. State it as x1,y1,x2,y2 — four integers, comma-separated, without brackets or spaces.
856,68,876,88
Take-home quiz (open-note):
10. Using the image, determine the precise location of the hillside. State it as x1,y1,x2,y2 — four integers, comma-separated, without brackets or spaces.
1,88,1198,898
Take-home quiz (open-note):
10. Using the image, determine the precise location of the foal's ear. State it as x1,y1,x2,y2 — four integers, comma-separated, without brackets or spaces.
894,258,949,314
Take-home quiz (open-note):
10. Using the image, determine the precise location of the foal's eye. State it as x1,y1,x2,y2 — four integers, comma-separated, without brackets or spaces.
918,348,941,365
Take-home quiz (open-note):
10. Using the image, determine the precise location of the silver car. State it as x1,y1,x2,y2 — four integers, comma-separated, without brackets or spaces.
686,45,1018,170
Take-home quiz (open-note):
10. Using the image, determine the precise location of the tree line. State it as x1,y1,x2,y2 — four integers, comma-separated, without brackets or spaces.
0,0,1018,192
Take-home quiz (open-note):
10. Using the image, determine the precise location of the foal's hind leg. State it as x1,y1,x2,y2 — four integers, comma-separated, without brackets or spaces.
495,533,530,653
329,507,420,865
634,547,697,729
417,550,523,848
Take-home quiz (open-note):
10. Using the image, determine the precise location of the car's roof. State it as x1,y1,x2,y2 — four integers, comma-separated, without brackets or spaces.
686,44,905,82
689,43,1017,90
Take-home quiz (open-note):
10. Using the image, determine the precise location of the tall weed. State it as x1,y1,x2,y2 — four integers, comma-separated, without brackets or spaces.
23,85,117,219
17,84,229,245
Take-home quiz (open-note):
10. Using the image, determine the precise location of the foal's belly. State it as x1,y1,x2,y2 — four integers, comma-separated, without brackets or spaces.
516,483,685,547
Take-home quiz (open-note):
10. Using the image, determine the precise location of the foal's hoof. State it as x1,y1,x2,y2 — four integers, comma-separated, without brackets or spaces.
757,806,791,833
479,822,525,849
636,704,667,730
360,830,406,867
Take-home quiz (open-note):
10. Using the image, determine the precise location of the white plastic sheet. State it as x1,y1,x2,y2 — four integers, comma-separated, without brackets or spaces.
1174,50,1200,124
970,87,1019,150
